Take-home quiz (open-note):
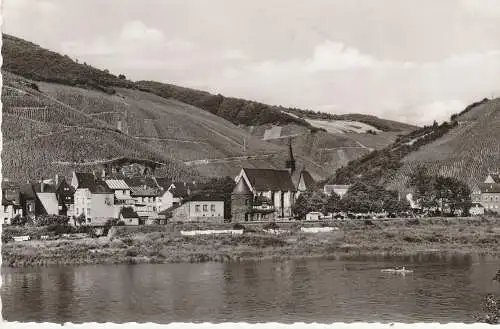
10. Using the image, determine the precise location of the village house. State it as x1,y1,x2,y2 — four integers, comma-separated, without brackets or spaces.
155,177,193,210
323,184,351,198
162,192,225,223
105,178,134,218
471,173,500,213
119,206,140,225
19,180,61,219
71,172,115,225
34,180,59,215
2,180,22,224
55,175,75,216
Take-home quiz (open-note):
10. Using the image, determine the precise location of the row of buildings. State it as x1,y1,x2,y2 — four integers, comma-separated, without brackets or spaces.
3,143,352,226
1,171,225,226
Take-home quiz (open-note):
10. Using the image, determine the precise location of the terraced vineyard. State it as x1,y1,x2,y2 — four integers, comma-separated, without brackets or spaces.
388,98,500,190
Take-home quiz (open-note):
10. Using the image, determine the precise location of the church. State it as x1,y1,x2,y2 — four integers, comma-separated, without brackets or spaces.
231,140,314,222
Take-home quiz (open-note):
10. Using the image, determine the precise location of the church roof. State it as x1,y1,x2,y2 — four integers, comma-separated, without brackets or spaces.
233,176,253,195
242,168,296,192
300,170,316,188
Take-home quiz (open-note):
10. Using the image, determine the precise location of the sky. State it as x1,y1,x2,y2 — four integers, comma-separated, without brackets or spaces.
3,0,500,126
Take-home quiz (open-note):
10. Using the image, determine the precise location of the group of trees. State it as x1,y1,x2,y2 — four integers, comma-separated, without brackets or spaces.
293,182,411,219
409,168,472,216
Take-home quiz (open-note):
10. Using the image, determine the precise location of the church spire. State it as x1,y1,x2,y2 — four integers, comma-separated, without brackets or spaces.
286,137,296,174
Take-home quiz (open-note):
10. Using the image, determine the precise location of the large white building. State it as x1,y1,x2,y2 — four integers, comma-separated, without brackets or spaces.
71,172,115,225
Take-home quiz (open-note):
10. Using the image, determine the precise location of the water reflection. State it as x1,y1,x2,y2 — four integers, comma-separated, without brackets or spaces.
2,253,499,324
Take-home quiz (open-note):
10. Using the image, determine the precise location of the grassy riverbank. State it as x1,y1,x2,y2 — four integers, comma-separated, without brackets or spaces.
3,217,500,267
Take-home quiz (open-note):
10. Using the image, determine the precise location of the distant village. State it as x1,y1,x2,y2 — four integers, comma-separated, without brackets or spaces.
2,141,499,233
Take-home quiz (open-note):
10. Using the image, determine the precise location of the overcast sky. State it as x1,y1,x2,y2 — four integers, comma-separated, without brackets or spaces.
4,0,500,125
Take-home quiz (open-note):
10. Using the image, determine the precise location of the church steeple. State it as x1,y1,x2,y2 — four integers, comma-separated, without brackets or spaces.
285,138,296,174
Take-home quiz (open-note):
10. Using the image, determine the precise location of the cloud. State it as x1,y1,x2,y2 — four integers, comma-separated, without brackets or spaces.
60,20,195,63
119,20,165,43
222,48,248,60
462,0,500,16
411,100,467,125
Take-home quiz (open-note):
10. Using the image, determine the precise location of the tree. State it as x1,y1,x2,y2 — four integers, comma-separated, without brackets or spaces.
409,170,471,215
11,215,29,226
76,213,86,226
292,190,329,219
324,192,341,214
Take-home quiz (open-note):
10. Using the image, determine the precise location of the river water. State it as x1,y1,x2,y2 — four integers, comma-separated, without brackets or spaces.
2,253,500,323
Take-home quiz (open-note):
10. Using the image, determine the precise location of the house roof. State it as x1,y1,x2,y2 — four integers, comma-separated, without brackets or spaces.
130,186,158,197
169,182,191,198
105,179,130,190
185,192,225,202
124,176,159,189
242,168,296,192
37,192,59,213
120,207,139,219
487,174,500,183
56,180,75,197
20,183,37,200
74,172,97,189
155,177,173,190
233,177,253,195
2,179,20,190
33,182,57,193
89,180,114,194
478,183,500,194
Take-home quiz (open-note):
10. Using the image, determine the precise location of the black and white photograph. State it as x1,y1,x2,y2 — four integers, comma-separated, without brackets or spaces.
1,0,500,326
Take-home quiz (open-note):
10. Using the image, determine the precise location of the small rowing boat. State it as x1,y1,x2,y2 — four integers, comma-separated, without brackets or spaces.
381,266,413,274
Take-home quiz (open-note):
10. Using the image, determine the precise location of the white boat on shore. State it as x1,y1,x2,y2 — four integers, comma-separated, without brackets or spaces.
381,266,413,274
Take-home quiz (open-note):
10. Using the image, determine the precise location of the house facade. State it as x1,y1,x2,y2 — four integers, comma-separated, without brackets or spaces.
119,207,140,226
55,176,75,216
323,184,351,198
471,173,500,213
156,178,194,212
168,193,225,223
129,186,160,224
2,179,22,224
72,172,115,225
105,179,134,218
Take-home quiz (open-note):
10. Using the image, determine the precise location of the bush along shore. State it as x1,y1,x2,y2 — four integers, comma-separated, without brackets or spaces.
3,217,500,267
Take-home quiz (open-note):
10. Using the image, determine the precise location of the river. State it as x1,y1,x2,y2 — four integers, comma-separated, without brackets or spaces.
2,253,500,323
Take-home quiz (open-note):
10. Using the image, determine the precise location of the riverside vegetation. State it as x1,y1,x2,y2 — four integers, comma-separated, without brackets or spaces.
3,216,500,268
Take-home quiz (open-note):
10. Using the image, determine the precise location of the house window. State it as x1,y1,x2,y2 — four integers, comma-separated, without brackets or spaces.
203,204,208,212
87,218,91,223
4,218,8,224
211,204,216,212
195,205,201,212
